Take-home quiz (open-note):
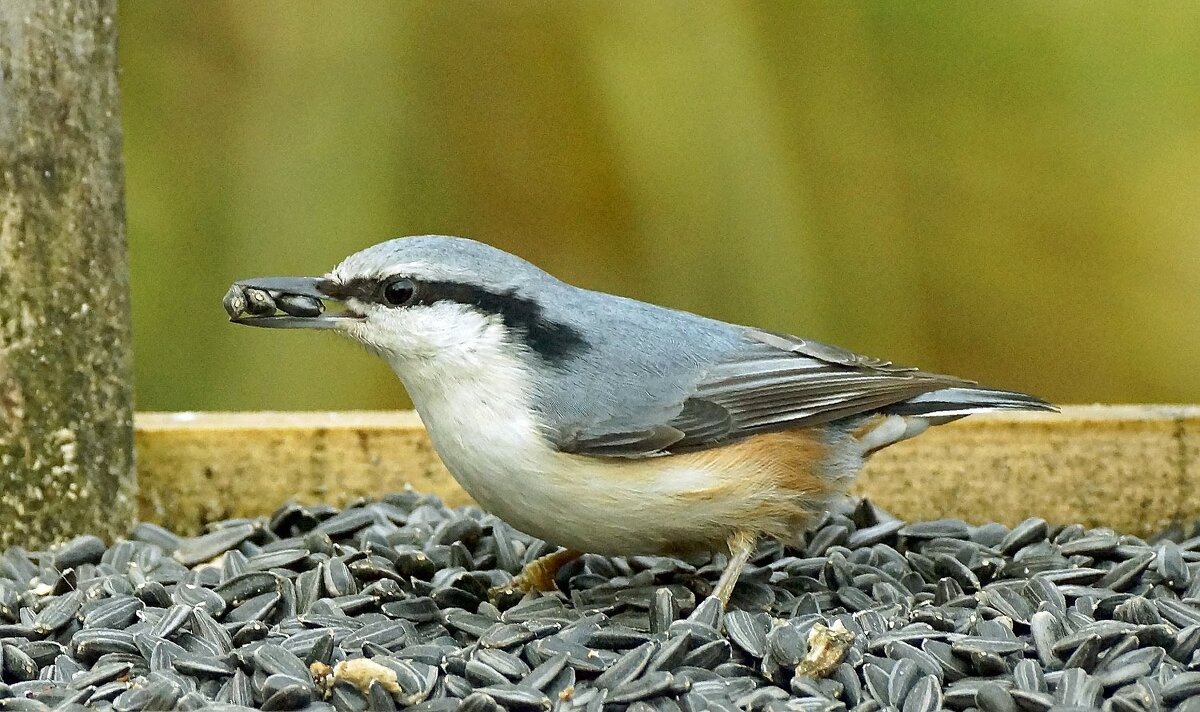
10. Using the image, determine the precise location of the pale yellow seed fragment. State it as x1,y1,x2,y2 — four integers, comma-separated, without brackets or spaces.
310,661,333,695
331,658,404,698
795,620,855,678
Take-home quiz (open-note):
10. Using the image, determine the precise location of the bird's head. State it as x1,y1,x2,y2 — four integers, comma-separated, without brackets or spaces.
225,236,588,369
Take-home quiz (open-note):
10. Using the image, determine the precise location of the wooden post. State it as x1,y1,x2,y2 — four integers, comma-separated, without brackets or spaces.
0,1,135,547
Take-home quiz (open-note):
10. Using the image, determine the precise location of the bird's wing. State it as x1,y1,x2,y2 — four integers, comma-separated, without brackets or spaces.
555,328,973,458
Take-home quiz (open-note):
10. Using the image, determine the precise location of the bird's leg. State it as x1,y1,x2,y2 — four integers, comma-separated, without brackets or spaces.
492,548,582,597
712,530,758,606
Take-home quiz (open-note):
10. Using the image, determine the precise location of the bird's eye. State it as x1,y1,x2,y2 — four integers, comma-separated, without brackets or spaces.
382,277,415,306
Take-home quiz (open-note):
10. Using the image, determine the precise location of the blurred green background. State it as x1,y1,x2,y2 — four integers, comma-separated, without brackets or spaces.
117,3,1200,411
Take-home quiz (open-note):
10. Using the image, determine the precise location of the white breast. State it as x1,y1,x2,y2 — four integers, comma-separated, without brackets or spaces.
397,348,560,530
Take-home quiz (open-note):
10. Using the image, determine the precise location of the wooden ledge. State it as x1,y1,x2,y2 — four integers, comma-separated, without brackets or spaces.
134,406,1200,537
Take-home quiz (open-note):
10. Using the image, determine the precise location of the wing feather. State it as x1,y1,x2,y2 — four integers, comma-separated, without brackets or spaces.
557,327,971,457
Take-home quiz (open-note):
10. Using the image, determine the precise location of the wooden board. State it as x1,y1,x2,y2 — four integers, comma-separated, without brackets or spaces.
135,406,1200,536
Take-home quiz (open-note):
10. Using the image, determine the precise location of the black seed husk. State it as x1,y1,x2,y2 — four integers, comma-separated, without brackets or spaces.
3,493,1199,709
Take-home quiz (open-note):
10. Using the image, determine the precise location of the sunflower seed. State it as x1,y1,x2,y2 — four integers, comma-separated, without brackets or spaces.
1011,658,1046,693
147,603,191,640
1098,552,1155,591
342,620,411,651
682,639,731,670
1030,610,1062,667
471,684,549,711
466,650,522,683
901,674,942,712
173,523,258,567
1055,667,1101,707
1159,598,1200,627
884,641,942,681
899,520,970,540
974,682,1016,712
261,673,314,710
52,536,107,570
214,571,283,607
1163,671,1200,704
609,670,677,703
460,692,501,712
848,521,905,549
1008,688,1054,711
520,650,568,691
225,590,279,624
167,584,222,617
71,629,138,662
466,658,512,688
649,587,681,635
253,643,311,682
82,596,142,630
111,674,181,712
724,610,768,658
381,596,441,623
31,590,82,634
1062,634,1101,671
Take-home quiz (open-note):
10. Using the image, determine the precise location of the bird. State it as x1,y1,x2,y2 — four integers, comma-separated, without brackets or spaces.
224,235,1055,605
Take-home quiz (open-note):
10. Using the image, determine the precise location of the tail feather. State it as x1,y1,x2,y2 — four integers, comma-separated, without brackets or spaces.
854,386,1054,457
885,386,1057,419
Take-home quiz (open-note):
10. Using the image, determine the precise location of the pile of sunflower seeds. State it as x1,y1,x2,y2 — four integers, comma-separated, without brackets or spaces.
1,492,1199,711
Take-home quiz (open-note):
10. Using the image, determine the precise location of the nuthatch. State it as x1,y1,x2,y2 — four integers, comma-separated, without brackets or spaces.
225,235,1054,604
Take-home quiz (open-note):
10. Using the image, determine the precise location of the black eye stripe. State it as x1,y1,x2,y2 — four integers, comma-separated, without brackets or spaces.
318,275,589,364
316,277,375,302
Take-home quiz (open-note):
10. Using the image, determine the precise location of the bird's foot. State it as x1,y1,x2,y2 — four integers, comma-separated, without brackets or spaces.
489,548,582,601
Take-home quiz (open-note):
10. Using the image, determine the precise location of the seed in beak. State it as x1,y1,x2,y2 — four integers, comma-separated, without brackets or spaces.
276,294,324,318
243,288,277,316
223,285,248,319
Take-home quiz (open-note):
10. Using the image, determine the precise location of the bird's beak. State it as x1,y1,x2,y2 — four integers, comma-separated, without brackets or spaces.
224,276,362,330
